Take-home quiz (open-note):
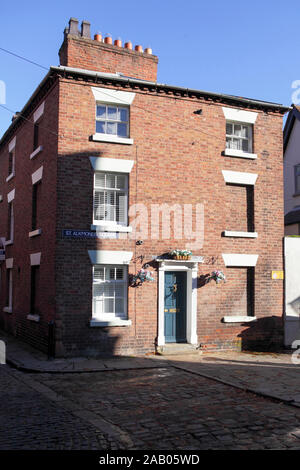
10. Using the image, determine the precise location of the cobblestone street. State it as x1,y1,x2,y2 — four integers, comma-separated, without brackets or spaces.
2,360,300,450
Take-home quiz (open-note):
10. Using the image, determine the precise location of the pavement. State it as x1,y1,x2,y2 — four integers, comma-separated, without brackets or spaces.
1,327,300,409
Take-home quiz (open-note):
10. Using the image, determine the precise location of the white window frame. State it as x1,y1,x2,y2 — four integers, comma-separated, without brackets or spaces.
3,259,13,313
225,121,253,154
91,264,131,327
93,171,129,230
90,157,134,232
5,189,15,246
95,103,129,138
222,107,257,159
91,87,135,145
6,137,16,182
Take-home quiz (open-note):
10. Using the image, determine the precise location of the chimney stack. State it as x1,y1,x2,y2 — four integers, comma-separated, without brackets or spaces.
59,18,158,82
81,20,91,39
68,18,79,36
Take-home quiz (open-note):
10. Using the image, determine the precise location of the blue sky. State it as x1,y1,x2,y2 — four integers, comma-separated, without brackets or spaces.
0,0,298,135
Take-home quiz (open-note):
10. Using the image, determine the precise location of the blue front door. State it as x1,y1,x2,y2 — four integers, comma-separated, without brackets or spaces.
164,271,187,343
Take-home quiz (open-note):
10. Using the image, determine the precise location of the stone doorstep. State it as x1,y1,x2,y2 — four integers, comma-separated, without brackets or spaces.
156,343,202,356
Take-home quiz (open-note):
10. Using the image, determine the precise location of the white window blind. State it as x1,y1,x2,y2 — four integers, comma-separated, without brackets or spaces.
93,172,128,225
93,265,127,320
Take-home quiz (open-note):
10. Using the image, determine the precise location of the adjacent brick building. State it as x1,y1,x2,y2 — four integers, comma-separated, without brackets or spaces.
0,18,288,357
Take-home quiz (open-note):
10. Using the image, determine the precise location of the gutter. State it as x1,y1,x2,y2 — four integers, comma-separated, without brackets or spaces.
52,65,291,113
0,65,291,149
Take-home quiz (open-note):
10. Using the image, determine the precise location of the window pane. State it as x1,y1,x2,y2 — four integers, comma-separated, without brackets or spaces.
226,123,233,135
115,298,124,314
107,122,117,135
295,166,300,176
96,106,106,118
104,298,114,313
241,125,248,138
106,174,115,188
94,266,104,281
96,121,106,134
116,175,126,189
116,268,124,280
117,123,128,137
233,124,241,136
93,297,103,315
116,192,126,223
95,173,106,188
107,107,117,120
119,108,128,122
242,139,249,152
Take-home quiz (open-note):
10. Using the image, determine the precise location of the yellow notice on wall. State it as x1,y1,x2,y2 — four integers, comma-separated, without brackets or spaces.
272,271,284,280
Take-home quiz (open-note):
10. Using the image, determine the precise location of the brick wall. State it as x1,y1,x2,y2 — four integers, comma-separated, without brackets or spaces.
59,35,158,82
0,80,59,351
53,74,285,356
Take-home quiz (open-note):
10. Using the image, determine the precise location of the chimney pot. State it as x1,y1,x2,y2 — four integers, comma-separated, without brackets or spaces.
144,47,152,54
81,20,91,38
135,45,143,53
125,41,132,50
114,38,122,47
104,35,112,44
94,33,102,42
68,17,80,36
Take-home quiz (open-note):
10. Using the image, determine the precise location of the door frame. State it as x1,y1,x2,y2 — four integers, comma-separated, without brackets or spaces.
157,259,198,346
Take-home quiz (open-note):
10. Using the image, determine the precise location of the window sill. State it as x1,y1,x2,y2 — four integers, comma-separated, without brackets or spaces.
90,319,132,327
224,149,257,159
91,224,132,233
91,133,134,145
3,307,12,314
29,229,42,238
30,145,43,160
6,173,15,183
27,314,40,322
223,231,258,238
4,240,13,246
222,316,257,323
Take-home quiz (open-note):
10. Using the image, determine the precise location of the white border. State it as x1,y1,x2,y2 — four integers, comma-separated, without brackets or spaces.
91,87,135,105
5,258,13,269
8,137,16,153
157,259,198,347
30,145,43,160
33,102,45,123
88,250,133,265
222,170,258,185
222,107,258,124
91,134,134,145
224,148,257,159
223,316,257,323
224,231,258,238
89,156,134,173
31,166,43,185
222,253,259,267
7,189,15,203
30,252,41,266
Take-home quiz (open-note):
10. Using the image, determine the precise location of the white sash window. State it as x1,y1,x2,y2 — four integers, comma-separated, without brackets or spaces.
93,265,127,321
93,172,128,226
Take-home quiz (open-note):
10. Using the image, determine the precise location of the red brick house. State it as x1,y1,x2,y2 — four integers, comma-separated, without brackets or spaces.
0,18,288,357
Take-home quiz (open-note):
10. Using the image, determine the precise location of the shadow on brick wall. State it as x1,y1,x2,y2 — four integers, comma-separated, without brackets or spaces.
238,316,284,352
